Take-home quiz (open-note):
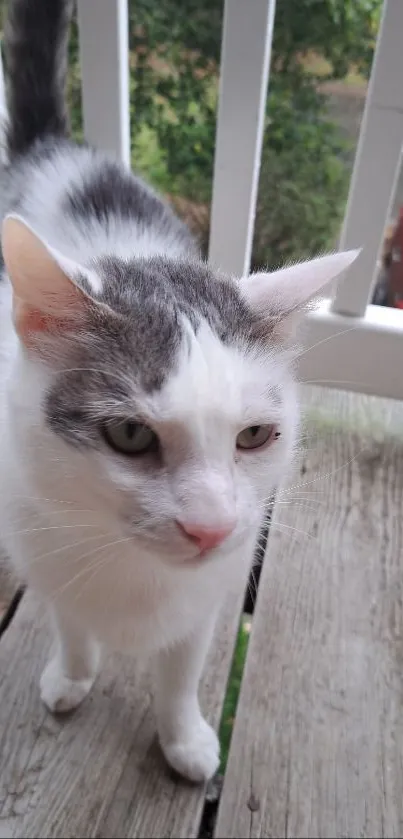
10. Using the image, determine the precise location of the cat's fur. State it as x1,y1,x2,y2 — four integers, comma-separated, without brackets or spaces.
0,0,359,782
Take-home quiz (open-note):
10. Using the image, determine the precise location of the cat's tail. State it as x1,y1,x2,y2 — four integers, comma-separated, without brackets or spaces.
4,0,74,159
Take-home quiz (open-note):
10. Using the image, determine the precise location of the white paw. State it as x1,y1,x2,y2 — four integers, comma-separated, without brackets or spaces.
40,657,95,714
161,718,220,783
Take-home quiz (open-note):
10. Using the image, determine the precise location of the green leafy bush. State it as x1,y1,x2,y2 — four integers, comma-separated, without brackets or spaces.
253,80,350,269
62,0,381,266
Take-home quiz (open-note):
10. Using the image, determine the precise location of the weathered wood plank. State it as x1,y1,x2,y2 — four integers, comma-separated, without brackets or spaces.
0,583,245,838
216,387,403,839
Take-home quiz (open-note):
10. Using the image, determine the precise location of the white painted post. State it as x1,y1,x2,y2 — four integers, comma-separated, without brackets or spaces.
77,0,131,166
332,0,403,318
0,47,7,162
208,0,276,276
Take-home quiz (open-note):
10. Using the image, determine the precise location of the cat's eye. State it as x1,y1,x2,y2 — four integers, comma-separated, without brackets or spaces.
103,420,159,455
236,424,277,450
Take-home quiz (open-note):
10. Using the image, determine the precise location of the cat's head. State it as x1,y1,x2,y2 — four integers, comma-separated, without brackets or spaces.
2,216,358,566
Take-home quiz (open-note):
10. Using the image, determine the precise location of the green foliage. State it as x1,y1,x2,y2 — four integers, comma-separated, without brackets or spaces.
219,618,249,772
67,13,83,143
253,79,349,269
272,0,381,81
128,0,221,202
63,0,381,265
127,0,380,265
132,123,171,192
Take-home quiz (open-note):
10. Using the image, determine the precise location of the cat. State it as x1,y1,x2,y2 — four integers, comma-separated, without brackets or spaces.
0,0,358,783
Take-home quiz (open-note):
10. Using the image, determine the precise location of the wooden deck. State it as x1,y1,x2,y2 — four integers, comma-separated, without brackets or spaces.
1,387,403,838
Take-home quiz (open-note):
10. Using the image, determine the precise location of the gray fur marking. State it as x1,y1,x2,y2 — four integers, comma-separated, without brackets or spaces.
65,159,194,253
45,255,261,449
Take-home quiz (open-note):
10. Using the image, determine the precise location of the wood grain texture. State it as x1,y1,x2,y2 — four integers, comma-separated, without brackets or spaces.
216,387,403,839
0,583,245,838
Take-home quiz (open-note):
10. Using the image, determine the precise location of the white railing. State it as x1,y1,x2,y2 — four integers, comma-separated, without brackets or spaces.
77,0,131,167
0,0,402,399
0,39,6,163
301,0,403,400
208,0,275,277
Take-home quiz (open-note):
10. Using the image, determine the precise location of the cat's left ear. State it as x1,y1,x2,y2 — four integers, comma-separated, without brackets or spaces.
1,214,101,347
239,249,361,340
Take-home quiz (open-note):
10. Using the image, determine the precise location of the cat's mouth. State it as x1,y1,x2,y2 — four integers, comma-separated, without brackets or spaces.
124,516,248,565
124,521,201,561
181,549,218,568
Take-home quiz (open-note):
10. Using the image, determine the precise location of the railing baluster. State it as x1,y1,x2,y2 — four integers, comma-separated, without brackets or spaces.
208,0,276,277
332,0,403,318
0,47,7,162
77,0,131,166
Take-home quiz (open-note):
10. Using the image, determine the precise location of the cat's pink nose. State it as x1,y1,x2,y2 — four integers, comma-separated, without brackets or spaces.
177,520,235,552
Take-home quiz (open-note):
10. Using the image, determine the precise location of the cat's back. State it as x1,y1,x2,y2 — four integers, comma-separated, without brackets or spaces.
1,139,195,268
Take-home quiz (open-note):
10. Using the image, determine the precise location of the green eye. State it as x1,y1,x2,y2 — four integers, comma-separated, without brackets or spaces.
236,424,277,450
103,420,159,455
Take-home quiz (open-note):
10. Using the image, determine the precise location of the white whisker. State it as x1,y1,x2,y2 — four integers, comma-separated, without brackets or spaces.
50,536,134,602
27,533,109,567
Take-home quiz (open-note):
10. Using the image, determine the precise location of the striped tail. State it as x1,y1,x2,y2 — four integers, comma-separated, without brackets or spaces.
4,0,74,158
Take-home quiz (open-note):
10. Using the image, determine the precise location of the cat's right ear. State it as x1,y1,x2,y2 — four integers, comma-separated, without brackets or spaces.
2,214,97,347
239,249,360,341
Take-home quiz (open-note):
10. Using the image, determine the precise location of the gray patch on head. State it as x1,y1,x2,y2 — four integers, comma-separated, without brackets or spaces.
44,297,182,448
93,254,258,344
44,255,262,451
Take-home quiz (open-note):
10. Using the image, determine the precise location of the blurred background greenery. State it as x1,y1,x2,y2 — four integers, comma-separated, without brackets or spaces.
68,0,381,269
1,0,381,267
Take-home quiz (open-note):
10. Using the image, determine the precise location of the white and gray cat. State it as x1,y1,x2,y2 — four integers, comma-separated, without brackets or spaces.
0,0,358,782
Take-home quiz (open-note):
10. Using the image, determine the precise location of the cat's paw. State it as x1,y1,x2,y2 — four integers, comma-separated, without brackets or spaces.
161,718,220,783
40,657,95,714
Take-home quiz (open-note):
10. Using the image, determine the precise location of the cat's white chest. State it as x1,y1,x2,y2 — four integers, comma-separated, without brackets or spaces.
0,497,239,655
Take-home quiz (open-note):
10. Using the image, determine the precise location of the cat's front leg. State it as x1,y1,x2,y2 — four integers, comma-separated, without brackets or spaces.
40,607,100,714
154,612,219,783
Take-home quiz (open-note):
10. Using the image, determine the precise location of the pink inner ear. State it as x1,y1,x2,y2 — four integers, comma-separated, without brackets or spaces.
12,295,87,345
2,215,92,344
11,277,90,346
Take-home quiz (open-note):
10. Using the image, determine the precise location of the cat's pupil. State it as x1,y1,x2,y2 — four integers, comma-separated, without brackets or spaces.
126,422,136,440
250,426,260,437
